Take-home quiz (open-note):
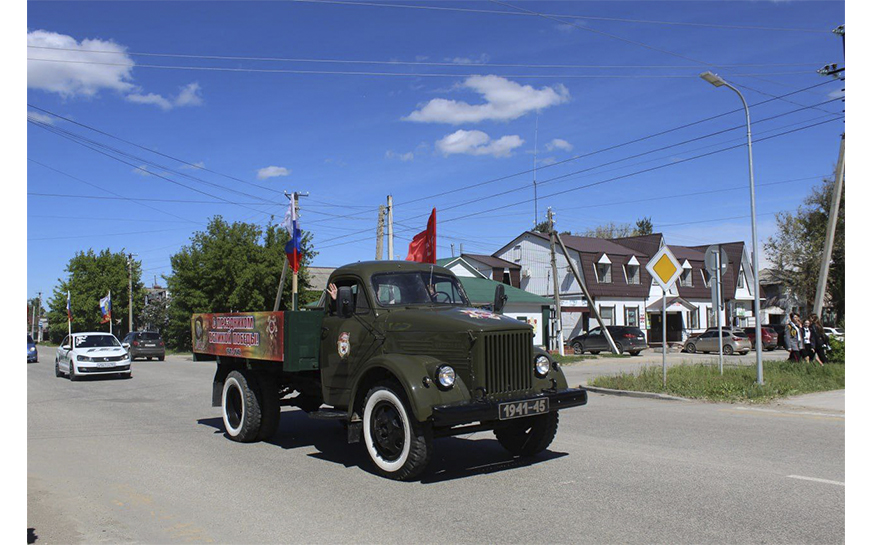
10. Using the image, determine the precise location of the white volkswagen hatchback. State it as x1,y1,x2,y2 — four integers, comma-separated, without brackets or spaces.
55,332,132,381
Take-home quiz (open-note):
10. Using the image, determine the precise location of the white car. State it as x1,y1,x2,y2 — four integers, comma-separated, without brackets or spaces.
823,327,844,342
55,332,132,381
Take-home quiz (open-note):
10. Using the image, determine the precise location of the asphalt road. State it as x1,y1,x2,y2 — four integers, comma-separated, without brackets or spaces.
28,345,844,544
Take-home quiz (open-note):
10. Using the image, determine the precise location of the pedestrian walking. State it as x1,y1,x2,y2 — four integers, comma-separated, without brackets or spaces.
810,313,829,364
785,313,803,362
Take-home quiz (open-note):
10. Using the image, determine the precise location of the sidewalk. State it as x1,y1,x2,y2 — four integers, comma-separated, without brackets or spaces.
776,389,845,413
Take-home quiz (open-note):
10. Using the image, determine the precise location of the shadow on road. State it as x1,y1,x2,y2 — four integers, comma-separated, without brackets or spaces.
197,410,567,483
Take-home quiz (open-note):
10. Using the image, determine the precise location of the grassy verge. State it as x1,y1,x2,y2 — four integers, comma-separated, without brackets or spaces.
552,352,631,365
589,361,845,403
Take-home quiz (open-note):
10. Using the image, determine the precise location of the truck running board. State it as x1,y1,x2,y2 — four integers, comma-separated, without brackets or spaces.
307,409,348,421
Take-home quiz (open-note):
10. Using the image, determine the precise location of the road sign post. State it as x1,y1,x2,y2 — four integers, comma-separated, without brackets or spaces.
645,246,682,388
705,245,730,375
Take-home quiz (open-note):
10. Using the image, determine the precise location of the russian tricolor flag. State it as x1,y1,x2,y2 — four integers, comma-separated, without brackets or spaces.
283,200,303,273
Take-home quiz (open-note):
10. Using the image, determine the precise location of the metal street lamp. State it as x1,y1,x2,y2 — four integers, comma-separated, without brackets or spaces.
699,71,764,385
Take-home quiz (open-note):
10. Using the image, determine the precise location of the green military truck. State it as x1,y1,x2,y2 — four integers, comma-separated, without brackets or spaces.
193,261,587,480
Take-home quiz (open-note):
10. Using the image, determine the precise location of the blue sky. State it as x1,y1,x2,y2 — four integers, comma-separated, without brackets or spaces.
27,0,845,298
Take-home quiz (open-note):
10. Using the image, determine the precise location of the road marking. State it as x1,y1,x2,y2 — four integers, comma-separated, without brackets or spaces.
722,406,844,421
787,475,845,487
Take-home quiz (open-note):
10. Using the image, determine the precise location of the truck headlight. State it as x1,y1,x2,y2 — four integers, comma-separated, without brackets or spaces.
29,347,36,352
534,355,551,378
436,365,456,389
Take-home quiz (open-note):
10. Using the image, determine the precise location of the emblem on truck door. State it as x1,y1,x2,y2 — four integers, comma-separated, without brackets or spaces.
338,332,351,359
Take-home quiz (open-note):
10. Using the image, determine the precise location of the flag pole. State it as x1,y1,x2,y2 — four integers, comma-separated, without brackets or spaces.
292,191,299,311
109,290,112,336
67,290,72,339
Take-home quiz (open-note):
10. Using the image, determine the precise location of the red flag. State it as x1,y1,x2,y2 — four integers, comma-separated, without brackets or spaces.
405,208,436,263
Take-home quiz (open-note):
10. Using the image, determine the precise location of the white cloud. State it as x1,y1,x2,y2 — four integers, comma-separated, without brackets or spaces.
828,88,845,99
28,29,135,97
435,130,524,158
125,92,173,110
257,166,291,180
446,54,490,65
28,30,204,110
404,75,570,124
132,165,154,176
546,138,573,152
125,82,203,111
181,161,206,170
385,150,414,162
539,156,557,166
27,111,54,125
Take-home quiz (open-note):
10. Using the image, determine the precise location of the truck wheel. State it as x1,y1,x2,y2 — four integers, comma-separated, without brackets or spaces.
362,381,432,480
494,412,559,457
222,370,264,443
255,372,280,441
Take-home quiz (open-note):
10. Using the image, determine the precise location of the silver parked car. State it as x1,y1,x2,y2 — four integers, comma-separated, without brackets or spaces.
684,329,751,355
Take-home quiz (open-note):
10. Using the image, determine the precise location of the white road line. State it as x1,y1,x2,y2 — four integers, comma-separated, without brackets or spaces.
787,475,845,486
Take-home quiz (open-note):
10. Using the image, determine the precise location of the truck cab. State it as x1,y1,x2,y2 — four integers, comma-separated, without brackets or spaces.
196,261,587,480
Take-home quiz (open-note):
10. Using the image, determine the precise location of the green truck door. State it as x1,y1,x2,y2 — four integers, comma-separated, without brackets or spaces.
319,279,378,407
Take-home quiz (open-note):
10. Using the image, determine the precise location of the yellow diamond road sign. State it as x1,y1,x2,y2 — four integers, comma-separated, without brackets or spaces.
646,245,682,290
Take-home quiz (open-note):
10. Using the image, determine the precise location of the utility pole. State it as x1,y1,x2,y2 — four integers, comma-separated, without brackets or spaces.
547,208,564,356
36,291,42,341
814,135,845,318
31,293,40,339
376,205,385,260
813,25,845,320
387,195,394,260
127,253,135,334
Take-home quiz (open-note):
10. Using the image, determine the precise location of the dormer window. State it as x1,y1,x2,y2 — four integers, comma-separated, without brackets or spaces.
738,265,746,289
625,256,641,284
595,254,612,283
701,269,711,287
678,260,693,287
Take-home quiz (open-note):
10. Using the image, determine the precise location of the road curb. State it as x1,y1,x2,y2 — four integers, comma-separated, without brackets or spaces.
582,385,691,402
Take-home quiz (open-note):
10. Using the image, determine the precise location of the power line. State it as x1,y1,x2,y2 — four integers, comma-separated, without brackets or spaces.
26,45,827,69
26,192,285,205
25,58,814,79
287,1,831,33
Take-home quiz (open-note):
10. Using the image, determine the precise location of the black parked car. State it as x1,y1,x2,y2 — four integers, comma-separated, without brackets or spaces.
569,326,647,356
122,331,166,361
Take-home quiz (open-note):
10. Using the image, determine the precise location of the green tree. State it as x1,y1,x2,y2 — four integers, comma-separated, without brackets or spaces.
164,217,317,350
140,296,170,334
765,176,844,323
46,250,145,343
635,216,654,236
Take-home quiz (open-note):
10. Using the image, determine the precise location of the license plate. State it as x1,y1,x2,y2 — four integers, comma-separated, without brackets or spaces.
498,398,549,420
97,362,113,368
143,343,156,347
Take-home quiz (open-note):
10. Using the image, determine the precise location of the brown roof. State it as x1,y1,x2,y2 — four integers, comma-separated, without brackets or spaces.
462,253,519,270
687,242,747,300
606,233,663,256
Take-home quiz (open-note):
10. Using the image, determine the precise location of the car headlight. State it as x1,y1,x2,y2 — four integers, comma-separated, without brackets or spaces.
436,365,456,389
77,355,93,362
534,355,552,378
29,347,36,352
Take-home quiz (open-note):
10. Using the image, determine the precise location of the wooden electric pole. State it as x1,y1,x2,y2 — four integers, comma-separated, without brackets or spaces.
376,205,385,260
547,208,565,356
387,195,394,260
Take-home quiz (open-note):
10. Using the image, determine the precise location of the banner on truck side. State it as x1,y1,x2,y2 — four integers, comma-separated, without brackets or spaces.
191,311,284,361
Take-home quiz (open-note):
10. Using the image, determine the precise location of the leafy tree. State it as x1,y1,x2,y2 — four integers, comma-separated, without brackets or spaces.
164,217,317,350
46,249,145,343
765,176,844,323
635,216,654,236
27,297,46,335
140,296,170,334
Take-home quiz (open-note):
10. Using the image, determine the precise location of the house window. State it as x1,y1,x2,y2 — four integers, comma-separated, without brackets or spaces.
679,268,693,287
701,269,711,287
596,263,612,283
513,245,522,263
738,266,746,289
600,306,615,326
625,307,639,327
626,264,640,285
689,308,699,329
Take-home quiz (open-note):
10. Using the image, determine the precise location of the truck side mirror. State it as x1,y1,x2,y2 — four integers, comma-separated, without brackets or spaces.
493,284,507,314
338,286,355,318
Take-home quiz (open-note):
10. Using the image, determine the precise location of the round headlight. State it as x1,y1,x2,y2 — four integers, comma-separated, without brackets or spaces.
534,355,551,377
436,365,456,389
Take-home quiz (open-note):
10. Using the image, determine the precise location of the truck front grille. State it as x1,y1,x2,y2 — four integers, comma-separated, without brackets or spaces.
483,331,533,395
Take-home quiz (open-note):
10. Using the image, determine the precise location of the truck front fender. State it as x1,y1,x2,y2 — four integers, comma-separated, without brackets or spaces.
349,354,472,423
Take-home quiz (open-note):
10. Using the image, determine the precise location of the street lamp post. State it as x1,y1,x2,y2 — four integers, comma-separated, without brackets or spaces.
700,71,764,385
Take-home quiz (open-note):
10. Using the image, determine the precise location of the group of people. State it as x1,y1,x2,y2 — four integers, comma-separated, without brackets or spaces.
784,312,830,365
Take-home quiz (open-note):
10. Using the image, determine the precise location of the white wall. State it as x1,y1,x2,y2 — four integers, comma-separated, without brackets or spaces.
493,234,585,298
503,303,547,346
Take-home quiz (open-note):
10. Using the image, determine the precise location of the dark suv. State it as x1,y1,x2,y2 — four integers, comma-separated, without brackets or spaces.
569,326,647,356
122,331,165,361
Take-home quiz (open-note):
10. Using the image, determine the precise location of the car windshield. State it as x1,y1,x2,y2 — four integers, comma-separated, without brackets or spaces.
27,335,34,344
74,335,121,348
835,328,844,334
371,271,470,306
139,332,161,340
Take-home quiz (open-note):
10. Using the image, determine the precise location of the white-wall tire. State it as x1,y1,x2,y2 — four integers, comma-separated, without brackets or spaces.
362,382,431,480
221,371,263,442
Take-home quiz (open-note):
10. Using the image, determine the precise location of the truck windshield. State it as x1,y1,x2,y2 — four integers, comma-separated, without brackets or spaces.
372,272,470,306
